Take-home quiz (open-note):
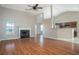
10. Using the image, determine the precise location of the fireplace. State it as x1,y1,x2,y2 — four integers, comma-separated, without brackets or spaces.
20,30,30,39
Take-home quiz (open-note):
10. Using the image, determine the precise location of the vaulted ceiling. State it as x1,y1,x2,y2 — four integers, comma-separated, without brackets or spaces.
0,4,79,17
53,4,79,16
0,4,51,16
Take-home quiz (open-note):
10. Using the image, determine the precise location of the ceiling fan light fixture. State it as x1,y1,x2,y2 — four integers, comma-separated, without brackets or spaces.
26,4,43,10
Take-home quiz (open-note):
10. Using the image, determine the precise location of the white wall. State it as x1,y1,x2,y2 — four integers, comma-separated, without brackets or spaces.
0,16,1,39
43,6,51,20
43,11,79,44
55,11,79,43
43,19,57,39
0,6,36,40
0,7,4,39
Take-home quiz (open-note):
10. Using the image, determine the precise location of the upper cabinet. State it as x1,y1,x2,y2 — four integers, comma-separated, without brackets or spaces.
55,22,77,28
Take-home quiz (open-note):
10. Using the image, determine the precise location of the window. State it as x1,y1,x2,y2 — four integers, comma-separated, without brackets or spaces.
6,22,14,34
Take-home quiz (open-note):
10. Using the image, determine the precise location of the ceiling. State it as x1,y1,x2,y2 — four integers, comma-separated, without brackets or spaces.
0,4,51,16
0,4,79,16
53,4,79,16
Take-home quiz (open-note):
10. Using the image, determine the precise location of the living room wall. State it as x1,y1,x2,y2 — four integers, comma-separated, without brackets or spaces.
0,6,36,40
54,11,79,44
43,18,57,39
43,11,79,44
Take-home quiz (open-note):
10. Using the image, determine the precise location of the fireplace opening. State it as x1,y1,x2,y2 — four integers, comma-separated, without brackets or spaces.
20,30,30,38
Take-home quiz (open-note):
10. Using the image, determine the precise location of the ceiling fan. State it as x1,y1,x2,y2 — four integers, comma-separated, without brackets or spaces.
25,4,43,10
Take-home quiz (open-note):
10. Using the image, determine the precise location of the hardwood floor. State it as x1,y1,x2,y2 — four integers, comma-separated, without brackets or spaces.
0,36,79,55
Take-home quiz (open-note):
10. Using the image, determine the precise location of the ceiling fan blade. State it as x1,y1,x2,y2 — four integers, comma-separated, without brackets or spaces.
37,7,43,9
35,4,38,7
33,4,38,8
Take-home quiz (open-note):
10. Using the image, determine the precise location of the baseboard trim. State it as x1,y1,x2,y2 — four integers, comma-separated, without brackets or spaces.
0,37,34,41
1,37,79,44
0,38,19,41
45,37,79,44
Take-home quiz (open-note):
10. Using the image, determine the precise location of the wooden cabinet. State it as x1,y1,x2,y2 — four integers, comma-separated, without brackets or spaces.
56,22,77,28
